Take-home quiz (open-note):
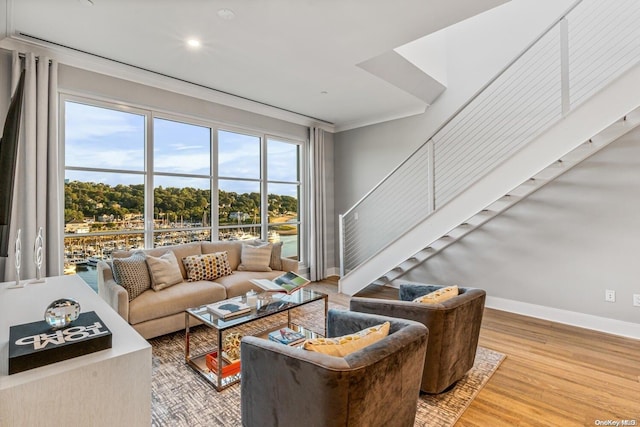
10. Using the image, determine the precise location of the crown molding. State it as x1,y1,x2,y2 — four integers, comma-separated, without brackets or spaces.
334,105,427,133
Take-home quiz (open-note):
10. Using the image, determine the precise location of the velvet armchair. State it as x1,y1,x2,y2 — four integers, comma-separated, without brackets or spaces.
350,282,486,394
240,308,428,427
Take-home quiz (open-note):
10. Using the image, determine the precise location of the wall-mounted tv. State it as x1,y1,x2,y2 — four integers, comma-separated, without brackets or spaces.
0,69,26,257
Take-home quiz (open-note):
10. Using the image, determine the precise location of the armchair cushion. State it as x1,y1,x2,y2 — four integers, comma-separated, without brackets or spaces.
412,285,458,304
302,321,390,356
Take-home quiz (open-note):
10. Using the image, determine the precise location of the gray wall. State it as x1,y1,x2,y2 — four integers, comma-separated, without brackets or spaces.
404,128,640,323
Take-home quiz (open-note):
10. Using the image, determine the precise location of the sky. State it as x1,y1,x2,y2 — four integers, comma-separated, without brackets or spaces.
64,101,299,196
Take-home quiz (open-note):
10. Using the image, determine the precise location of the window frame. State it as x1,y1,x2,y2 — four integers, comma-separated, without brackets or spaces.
60,94,307,271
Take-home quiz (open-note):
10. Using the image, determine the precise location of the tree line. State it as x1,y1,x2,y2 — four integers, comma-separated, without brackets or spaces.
64,181,297,224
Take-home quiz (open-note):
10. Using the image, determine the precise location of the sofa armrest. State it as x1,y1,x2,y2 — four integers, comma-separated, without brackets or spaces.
280,257,299,273
97,261,129,321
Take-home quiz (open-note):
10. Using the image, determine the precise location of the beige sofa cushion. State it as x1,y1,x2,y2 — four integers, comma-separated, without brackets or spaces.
201,241,244,270
214,270,286,298
128,280,227,325
145,251,183,291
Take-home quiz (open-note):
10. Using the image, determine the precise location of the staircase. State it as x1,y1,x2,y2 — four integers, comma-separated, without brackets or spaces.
370,111,640,287
339,0,640,296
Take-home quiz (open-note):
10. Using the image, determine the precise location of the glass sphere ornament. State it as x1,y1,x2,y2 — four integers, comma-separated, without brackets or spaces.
44,298,81,329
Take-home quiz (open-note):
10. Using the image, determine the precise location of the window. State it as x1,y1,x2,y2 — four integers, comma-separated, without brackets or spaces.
62,97,305,291
267,138,301,260
153,118,213,246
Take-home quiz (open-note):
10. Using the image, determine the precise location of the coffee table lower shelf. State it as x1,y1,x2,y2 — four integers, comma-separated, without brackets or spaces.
186,352,241,391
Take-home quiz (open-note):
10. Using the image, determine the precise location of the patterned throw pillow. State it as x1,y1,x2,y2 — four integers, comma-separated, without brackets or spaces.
182,252,233,282
112,252,151,301
145,251,183,291
303,322,390,357
412,285,459,304
238,243,272,272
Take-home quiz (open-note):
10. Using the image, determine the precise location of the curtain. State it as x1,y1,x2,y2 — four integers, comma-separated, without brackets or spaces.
309,127,326,281
4,51,60,281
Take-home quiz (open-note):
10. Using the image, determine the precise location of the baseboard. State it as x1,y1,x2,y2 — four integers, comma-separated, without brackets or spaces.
486,296,640,340
325,267,340,277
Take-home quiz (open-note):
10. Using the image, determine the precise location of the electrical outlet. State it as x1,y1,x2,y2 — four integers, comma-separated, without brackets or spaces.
605,289,616,303
633,294,640,307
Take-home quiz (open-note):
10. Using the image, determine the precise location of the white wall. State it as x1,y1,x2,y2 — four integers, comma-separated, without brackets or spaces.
405,128,640,324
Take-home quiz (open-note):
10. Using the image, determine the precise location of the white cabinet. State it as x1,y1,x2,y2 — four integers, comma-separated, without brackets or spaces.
0,275,151,426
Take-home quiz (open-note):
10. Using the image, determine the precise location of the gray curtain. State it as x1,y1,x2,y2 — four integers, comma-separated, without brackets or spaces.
309,127,326,281
4,51,60,281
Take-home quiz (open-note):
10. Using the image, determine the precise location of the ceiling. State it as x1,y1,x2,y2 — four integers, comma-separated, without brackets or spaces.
7,0,508,131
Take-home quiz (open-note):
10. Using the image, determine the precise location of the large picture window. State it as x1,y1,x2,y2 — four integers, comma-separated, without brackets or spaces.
63,97,304,291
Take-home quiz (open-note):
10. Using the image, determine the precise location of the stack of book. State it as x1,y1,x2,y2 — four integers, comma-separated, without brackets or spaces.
268,327,306,346
205,351,241,378
207,299,251,319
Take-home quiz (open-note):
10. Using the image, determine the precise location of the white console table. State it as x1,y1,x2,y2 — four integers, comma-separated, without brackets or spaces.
0,275,151,426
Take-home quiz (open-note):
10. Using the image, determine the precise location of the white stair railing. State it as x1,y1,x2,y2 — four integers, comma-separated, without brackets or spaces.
339,0,640,288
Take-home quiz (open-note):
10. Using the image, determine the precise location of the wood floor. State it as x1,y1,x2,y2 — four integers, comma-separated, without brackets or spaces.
308,278,640,426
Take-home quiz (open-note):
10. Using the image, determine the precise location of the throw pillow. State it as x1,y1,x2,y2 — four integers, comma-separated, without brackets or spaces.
182,252,233,282
145,251,183,291
303,321,390,357
413,285,459,304
248,240,283,271
238,243,272,272
111,252,151,301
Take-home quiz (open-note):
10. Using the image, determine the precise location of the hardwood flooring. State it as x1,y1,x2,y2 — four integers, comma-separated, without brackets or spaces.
308,278,640,426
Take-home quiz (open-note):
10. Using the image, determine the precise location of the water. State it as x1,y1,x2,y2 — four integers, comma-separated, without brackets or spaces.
75,265,98,293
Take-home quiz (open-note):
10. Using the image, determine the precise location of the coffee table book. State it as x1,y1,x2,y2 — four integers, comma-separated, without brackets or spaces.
207,299,251,319
8,311,112,375
268,327,306,346
250,271,311,295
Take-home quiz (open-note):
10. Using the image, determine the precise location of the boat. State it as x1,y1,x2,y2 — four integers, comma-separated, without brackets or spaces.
268,231,281,243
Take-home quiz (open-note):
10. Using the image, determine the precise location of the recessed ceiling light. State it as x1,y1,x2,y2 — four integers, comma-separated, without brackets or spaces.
320,91,329,95
217,8,236,20
186,38,201,49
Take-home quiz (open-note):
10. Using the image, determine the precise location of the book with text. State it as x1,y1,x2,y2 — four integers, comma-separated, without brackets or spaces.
250,271,311,295
207,299,251,319
268,327,306,346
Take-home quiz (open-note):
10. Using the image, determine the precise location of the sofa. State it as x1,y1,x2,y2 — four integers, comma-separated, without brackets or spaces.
97,240,298,339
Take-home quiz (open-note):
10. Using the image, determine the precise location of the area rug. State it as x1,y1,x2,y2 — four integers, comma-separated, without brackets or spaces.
150,304,505,427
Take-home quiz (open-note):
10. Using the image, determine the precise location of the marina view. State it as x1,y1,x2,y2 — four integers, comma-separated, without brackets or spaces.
65,181,299,291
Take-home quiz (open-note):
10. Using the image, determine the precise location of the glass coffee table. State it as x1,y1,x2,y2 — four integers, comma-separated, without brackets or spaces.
185,289,328,391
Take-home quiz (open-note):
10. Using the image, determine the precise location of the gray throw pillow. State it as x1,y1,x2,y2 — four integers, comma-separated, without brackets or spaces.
112,252,151,301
